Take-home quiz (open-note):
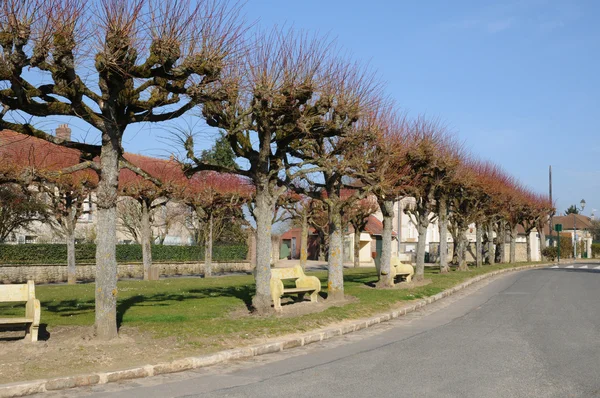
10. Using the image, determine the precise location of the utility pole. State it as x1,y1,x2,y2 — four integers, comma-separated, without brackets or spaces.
549,165,554,246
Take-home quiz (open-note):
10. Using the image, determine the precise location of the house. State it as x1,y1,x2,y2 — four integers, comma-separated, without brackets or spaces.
0,128,196,246
280,215,397,266
547,214,593,258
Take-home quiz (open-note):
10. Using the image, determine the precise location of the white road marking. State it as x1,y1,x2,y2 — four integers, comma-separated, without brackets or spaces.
580,265,588,269
550,265,559,268
595,266,600,270
566,265,574,269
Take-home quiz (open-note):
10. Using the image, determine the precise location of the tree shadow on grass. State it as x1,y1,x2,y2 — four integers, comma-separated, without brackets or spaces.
116,284,255,329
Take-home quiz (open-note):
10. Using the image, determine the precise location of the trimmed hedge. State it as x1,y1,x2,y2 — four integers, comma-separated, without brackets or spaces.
0,244,247,264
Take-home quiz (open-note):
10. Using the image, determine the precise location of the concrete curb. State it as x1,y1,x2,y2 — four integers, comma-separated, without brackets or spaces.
0,262,554,397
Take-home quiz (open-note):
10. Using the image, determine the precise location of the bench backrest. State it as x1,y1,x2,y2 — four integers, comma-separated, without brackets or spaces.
271,265,304,280
0,280,35,302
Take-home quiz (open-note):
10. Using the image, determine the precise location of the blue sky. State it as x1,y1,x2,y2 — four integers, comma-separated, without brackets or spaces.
44,0,599,216
238,0,599,216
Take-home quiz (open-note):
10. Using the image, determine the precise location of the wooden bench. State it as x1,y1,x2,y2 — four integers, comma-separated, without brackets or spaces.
0,280,41,342
270,265,321,311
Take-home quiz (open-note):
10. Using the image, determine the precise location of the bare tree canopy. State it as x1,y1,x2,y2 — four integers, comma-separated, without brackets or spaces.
0,0,245,339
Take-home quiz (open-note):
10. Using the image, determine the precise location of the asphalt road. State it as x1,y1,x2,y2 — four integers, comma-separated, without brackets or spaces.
46,264,600,398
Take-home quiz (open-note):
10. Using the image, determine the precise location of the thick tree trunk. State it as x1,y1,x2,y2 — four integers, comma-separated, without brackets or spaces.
328,208,345,301
509,226,517,263
438,197,450,273
66,224,76,285
204,212,213,277
95,137,120,340
487,221,495,265
414,214,428,281
141,200,155,281
300,213,308,269
457,229,469,271
353,226,361,268
475,222,483,268
378,200,394,288
252,185,274,313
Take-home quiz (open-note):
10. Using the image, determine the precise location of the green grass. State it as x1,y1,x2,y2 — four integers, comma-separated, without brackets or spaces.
0,262,541,349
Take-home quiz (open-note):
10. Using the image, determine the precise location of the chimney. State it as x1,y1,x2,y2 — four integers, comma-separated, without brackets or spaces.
56,124,71,141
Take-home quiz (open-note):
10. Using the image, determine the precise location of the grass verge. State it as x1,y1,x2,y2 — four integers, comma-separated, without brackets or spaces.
1,262,542,349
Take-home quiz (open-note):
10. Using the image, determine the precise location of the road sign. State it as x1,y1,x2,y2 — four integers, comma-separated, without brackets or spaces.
554,224,563,232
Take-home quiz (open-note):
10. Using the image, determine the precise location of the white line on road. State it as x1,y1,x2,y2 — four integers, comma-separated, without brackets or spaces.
580,265,588,269
550,265,559,268
595,266,600,270
566,265,574,269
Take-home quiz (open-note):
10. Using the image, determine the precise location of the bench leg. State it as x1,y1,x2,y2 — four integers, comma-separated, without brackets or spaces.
273,296,282,311
310,291,318,303
405,274,412,283
25,323,39,342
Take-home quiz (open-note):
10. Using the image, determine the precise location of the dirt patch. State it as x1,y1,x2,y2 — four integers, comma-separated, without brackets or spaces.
228,295,359,319
0,326,189,384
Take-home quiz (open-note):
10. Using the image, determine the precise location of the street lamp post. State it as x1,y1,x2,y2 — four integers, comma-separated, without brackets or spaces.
574,199,586,258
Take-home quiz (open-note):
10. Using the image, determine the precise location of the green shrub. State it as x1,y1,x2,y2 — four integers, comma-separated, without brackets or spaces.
592,243,600,258
559,237,573,259
0,244,247,264
541,246,557,261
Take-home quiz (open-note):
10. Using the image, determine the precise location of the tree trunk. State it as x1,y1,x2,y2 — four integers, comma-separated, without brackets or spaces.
438,197,450,273
509,226,517,263
475,222,483,268
204,212,213,277
252,185,274,313
526,230,532,262
318,230,326,261
328,208,345,301
353,225,361,268
66,224,76,285
141,199,155,281
414,214,428,281
300,212,308,269
538,223,546,260
487,221,495,265
378,200,394,288
499,222,507,263
457,229,469,271
95,137,120,340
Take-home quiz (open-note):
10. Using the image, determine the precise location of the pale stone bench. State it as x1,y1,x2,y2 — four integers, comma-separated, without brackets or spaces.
0,280,41,342
270,265,321,311
389,257,414,283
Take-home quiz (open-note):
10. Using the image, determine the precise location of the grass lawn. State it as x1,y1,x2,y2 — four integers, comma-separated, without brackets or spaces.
0,262,542,349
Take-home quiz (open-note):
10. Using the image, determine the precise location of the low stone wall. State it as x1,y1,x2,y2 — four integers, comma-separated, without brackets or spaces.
428,242,529,263
0,262,253,284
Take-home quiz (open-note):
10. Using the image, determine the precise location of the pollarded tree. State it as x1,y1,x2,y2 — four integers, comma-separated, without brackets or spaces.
288,64,382,300
345,195,379,268
118,154,183,280
355,106,415,287
184,30,336,310
447,161,480,271
0,0,244,339
177,171,251,277
520,192,553,262
404,118,462,280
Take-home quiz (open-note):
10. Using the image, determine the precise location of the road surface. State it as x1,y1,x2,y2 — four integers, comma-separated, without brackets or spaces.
42,264,600,398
